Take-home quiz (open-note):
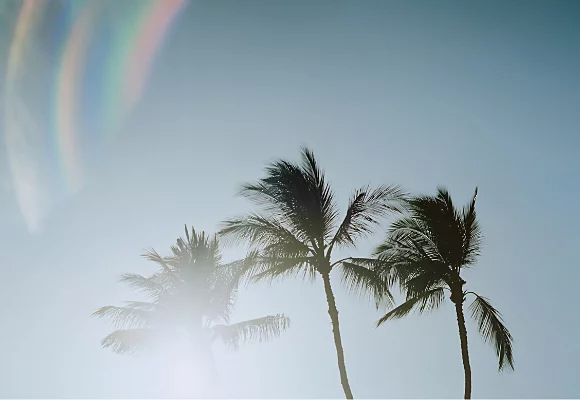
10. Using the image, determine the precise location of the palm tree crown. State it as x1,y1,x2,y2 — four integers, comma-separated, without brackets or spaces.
93,226,289,375
368,187,513,398
219,148,406,398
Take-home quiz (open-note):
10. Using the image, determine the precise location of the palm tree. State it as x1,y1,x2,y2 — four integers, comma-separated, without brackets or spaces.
93,226,290,397
219,148,405,399
368,187,514,399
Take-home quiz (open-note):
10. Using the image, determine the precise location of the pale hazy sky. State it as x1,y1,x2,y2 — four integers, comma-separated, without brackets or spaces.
1,0,579,398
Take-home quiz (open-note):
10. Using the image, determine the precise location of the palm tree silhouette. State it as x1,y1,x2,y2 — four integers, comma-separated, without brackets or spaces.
93,226,289,397
368,187,514,399
219,148,405,399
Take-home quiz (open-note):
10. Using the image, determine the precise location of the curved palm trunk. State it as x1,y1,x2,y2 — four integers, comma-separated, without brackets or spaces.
321,272,354,399
454,301,472,399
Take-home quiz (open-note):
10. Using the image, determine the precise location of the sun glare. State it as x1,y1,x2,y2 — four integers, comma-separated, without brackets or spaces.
157,334,215,398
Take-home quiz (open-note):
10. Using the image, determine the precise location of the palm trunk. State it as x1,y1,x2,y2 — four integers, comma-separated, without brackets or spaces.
321,272,354,399
454,300,472,399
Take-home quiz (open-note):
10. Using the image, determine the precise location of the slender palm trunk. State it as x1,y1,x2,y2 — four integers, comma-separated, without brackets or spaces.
321,272,354,399
454,300,472,399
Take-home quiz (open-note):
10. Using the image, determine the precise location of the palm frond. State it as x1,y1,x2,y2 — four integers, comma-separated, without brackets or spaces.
100,329,161,355
461,187,482,267
235,148,338,249
469,293,514,371
329,185,406,250
167,226,222,270
406,188,466,268
348,257,393,276
373,237,435,284
251,256,316,284
403,265,449,298
220,214,312,254
349,256,425,287
219,215,315,287
375,205,468,290
119,273,167,300
213,250,262,290
92,304,155,329
415,286,445,313
299,147,339,241
141,248,172,272
376,288,445,327
207,256,254,324
398,236,440,263
212,314,290,351
204,291,236,326
124,301,157,310
141,249,185,291
339,261,394,309
382,217,444,263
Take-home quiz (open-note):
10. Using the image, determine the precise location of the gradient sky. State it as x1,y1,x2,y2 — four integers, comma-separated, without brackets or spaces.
1,0,579,398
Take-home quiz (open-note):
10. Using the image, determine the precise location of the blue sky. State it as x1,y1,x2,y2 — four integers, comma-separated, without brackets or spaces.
1,0,579,397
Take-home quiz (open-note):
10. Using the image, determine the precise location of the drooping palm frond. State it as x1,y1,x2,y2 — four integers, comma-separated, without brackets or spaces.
347,256,408,291
250,256,317,284
415,286,446,313
100,329,161,355
219,213,317,286
212,314,290,351
468,293,514,371
383,217,445,264
402,262,451,297
220,214,312,254
339,261,394,309
92,304,155,329
371,237,451,293
346,256,390,274
376,287,445,327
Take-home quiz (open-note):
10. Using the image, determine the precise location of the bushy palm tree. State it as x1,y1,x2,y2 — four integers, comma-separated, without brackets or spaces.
93,226,290,396
219,148,405,399
368,187,514,399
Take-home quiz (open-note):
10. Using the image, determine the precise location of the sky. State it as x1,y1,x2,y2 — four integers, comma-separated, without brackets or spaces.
1,0,579,398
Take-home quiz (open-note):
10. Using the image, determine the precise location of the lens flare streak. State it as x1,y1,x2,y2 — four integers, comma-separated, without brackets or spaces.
4,0,46,231
56,1,100,195
3,0,189,231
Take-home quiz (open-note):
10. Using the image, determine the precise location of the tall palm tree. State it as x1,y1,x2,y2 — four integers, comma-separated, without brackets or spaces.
219,148,405,399
368,187,514,399
93,226,290,397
